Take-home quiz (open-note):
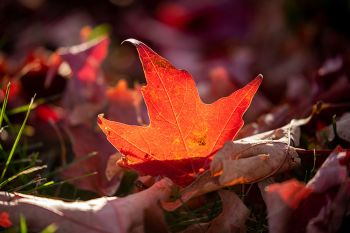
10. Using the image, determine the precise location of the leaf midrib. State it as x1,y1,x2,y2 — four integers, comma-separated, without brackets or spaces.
141,46,190,157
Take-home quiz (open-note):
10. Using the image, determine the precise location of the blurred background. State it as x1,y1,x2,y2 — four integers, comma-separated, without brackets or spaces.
1,0,350,109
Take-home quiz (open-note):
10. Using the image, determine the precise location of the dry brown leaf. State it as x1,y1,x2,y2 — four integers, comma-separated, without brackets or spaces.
211,141,300,186
162,171,223,211
206,190,250,233
105,153,123,181
180,190,250,233
263,179,313,233
262,147,350,233
306,147,348,193
0,178,173,233
258,177,275,203
210,119,304,186
235,104,290,139
306,180,350,233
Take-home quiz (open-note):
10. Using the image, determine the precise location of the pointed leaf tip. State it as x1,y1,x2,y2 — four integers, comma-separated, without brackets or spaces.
121,38,143,46
97,114,105,125
245,74,263,91
253,74,263,84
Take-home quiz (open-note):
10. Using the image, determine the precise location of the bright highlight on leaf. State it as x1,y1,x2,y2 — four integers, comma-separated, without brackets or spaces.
98,39,262,186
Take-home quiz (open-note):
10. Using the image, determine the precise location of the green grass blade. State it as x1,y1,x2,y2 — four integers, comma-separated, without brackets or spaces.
2,113,14,133
8,178,48,192
0,82,11,129
6,101,38,115
0,165,47,188
40,224,58,233
0,95,35,182
46,151,97,177
6,94,60,116
20,214,28,233
30,171,97,192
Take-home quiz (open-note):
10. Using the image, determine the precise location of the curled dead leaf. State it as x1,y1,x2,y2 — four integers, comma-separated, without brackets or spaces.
210,119,304,186
0,178,173,233
210,141,300,186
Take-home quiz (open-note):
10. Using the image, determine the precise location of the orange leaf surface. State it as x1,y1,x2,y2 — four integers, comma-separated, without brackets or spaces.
98,39,262,186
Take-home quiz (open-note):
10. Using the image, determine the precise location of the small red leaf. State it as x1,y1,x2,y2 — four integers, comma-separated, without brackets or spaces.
0,212,12,228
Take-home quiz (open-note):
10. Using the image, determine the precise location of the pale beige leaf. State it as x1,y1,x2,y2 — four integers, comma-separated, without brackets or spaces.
0,178,173,233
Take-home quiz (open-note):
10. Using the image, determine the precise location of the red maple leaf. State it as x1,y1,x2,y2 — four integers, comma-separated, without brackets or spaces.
98,39,262,186
0,212,12,228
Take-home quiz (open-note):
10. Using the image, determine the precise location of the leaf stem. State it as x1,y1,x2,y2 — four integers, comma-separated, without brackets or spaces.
295,148,350,157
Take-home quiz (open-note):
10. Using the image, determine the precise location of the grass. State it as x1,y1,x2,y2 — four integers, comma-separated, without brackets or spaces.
0,95,35,182
0,84,62,232
0,84,87,196
1,215,57,233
